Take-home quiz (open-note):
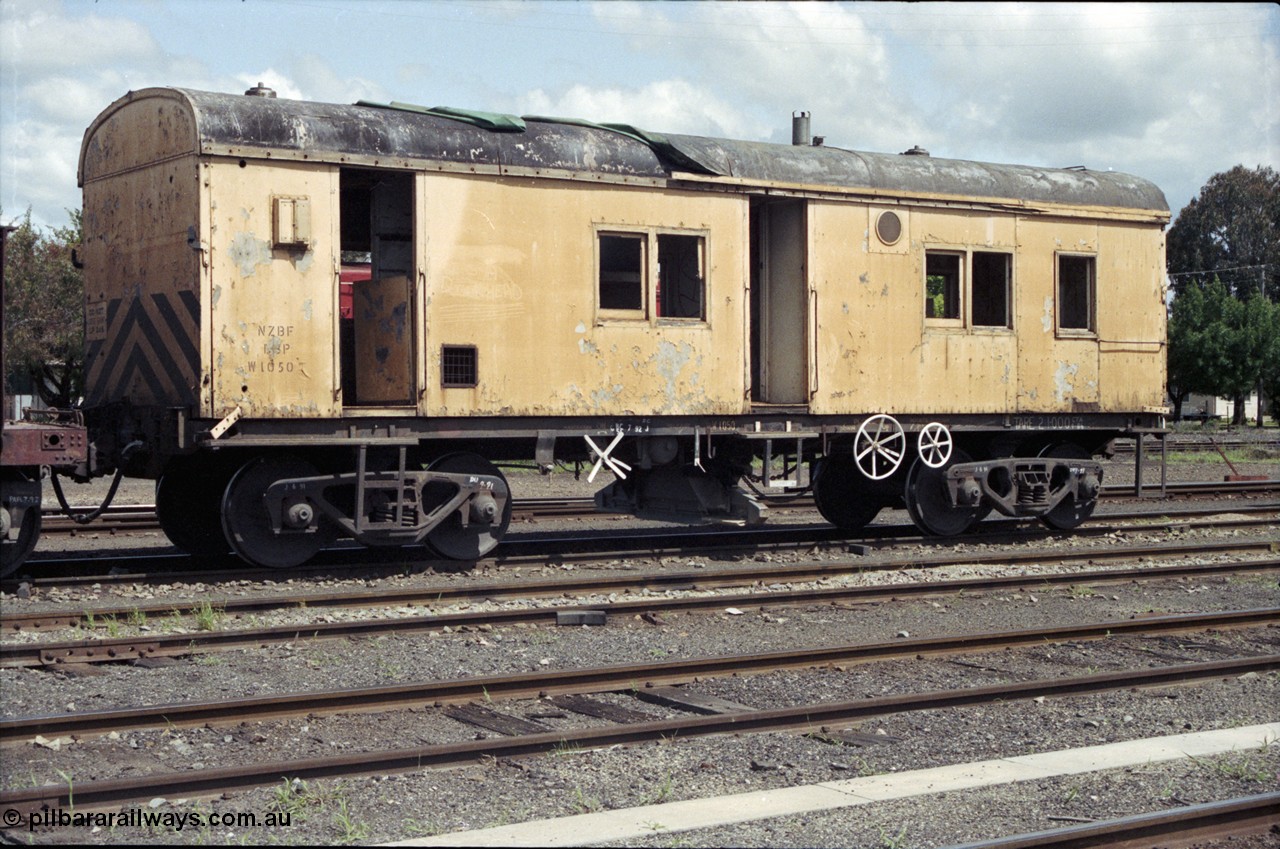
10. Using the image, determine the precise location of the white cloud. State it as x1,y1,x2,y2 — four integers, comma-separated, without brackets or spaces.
520,79,768,139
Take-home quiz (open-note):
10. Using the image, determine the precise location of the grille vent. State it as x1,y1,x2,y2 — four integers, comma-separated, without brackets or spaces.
441,345,478,388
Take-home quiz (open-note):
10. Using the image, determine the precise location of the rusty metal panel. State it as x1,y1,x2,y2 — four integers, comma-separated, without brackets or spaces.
81,100,203,411
420,175,746,417
664,133,1169,215
78,89,196,186
206,160,339,418
354,275,413,405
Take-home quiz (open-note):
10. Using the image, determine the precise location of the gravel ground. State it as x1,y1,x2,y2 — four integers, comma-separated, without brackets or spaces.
1,439,1276,847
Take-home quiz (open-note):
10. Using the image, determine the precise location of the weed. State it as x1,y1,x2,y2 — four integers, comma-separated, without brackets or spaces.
103,615,122,638
1063,784,1081,803
1067,584,1097,599
572,785,602,814
127,608,147,628
376,657,403,679
81,611,96,631
192,601,225,632
56,768,74,811
331,798,370,844
645,771,675,804
879,824,909,849
402,818,440,837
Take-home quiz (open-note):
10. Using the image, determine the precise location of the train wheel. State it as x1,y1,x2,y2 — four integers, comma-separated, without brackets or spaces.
221,456,334,568
812,456,881,531
0,471,41,578
1040,443,1098,530
904,449,978,537
423,453,511,560
156,454,235,556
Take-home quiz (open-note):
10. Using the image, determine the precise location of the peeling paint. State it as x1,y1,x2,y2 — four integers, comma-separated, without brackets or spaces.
1053,361,1079,403
228,230,272,277
1041,296,1054,333
578,338,599,355
301,299,313,321
575,321,587,334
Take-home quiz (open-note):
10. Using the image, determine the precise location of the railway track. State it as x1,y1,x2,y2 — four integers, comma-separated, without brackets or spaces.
4,531,1277,636
950,791,1280,848
4,556,1278,669
9,500,1279,592
1,613,1274,813
34,478,1280,536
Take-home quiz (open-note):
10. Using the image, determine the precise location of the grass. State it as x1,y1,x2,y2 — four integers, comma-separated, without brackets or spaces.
192,601,225,632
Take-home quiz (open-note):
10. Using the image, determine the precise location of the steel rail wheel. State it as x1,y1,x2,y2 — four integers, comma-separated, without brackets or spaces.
812,455,882,531
904,449,979,537
221,456,334,568
1040,443,1100,530
156,453,236,556
0,471,41,577
423,453,511,560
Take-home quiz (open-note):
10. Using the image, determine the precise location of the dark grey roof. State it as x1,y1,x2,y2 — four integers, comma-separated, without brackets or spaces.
155,89,1168,213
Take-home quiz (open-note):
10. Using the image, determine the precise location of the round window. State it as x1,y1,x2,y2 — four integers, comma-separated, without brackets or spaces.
876,211,902,246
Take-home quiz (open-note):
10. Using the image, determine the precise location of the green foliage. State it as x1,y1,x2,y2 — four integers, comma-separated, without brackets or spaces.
1167,165,1280,302
1167,278,1280,424
2,208,85,407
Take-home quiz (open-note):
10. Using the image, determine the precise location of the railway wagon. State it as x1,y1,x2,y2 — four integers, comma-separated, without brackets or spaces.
76,86,1169,568
0,226,90,576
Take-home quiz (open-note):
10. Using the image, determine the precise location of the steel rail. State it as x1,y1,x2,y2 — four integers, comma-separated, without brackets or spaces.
33,478,1280,535
943,791,1280,848
0,655,1274,816
5,558,1278,669
9,501,1278,591
2,608,1274,744
3,536,1277,634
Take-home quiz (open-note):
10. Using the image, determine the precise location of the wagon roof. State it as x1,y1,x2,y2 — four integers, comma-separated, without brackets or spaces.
82,87,1168,214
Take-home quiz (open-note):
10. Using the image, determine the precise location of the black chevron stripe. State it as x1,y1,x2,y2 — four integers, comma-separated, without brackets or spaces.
85,292,199,406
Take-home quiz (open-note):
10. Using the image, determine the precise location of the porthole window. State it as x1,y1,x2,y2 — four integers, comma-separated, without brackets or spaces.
876,211,902,246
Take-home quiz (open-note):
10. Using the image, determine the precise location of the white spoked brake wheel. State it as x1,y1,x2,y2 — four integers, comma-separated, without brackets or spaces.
853,414,907,480
917,422,953,469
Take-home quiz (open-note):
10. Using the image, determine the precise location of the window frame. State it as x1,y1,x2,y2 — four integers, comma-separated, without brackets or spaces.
595,226,709,326
923,249,965,328
970,250,1013,330
1055,252,1097,337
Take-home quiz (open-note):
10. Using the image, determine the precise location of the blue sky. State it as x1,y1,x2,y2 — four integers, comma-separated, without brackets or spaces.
2,1,1277,230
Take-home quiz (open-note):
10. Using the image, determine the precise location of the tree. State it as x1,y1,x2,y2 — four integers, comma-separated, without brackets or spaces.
1166,281,1211,420
1166,279,1278,425
2,209,85,408
1166,165,1280,302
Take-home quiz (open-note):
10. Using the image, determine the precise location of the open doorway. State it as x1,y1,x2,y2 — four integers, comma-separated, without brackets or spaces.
339,169,415,406
750,198,809,407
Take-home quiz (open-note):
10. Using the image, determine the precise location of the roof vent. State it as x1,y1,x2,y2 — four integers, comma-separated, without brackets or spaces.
901,145,930,156
792,111,810,146
244,82,277,98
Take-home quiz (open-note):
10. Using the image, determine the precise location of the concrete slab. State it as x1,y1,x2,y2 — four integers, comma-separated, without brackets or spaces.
382,723,1280,847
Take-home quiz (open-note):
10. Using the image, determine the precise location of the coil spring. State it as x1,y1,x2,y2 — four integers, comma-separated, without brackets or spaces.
1016,470,1050,507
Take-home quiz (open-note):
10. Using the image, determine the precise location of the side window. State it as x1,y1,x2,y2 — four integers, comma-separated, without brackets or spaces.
971,251,1011,328
925,251,962,322
1057,254,1096,333
598,233,645,314
656,234,705,320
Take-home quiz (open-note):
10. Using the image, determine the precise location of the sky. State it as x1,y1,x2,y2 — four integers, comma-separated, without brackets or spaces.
1,0,1276,231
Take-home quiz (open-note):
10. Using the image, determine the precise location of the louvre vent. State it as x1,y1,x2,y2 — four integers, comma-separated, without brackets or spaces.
441,345,478,388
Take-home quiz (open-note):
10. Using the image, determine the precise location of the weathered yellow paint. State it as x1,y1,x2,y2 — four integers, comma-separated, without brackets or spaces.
205,160,339,418
79,90,203,411
79,88,1167,426
420,175,746,417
